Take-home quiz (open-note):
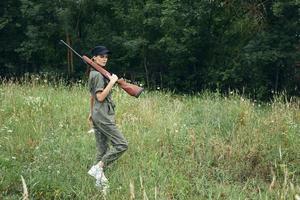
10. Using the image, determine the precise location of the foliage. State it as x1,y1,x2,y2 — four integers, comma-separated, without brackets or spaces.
0,0,299,99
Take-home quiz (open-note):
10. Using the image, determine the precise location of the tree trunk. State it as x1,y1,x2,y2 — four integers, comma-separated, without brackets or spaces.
144,56,149,88
66,34,74,75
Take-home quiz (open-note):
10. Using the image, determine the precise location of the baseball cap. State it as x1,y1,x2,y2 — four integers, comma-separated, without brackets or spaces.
91,45,111,56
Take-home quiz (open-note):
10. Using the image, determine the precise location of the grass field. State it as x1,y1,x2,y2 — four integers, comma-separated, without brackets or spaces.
0,79,299,199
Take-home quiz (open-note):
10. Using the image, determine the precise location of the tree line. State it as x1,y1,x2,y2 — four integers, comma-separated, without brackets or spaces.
1,0,299,99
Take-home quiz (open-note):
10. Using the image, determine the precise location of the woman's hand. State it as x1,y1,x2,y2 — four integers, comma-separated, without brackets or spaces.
87,113,95,134
108,74,118,84
88,113,92,126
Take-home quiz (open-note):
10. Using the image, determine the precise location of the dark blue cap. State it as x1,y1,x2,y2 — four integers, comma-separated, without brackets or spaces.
91,45,111,56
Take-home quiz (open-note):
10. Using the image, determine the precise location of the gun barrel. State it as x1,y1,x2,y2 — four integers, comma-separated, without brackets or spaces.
60,40,83,59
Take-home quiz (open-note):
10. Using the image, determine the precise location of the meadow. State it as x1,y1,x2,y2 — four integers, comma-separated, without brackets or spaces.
0,78,299,199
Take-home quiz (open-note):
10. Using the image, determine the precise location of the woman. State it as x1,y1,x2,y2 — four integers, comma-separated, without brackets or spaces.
87,45,128,188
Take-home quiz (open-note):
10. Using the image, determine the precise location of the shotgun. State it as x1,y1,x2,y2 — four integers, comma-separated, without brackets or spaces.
60,40,144,98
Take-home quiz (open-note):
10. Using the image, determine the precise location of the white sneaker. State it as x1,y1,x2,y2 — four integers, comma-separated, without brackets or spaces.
96,170,108,185
96,179,109,195
88,164,109,192
100,174,108,183
88,165,102,179
95,177,109,187
95,170,109,195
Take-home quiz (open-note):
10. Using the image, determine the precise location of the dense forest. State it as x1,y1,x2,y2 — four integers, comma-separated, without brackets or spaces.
1,0,299,100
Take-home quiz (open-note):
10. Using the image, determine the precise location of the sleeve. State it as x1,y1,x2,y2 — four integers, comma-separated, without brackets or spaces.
93,72,105,95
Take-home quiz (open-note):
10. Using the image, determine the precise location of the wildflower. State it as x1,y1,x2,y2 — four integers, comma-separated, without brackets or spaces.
12,156,16,160
88,129,95,134
8,130,13,133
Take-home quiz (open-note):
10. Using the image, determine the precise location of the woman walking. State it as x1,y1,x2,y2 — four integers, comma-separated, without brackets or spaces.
87,45,128,189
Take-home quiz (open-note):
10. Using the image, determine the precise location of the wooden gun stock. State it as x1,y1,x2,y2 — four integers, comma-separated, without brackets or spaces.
82,56,144,98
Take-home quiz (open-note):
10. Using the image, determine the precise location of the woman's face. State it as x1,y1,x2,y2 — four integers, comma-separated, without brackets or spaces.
93,54,109,67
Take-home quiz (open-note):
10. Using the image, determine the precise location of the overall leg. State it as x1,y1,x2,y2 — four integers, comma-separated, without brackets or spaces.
98,123,128,167
88,125,110,185
94,126,109,163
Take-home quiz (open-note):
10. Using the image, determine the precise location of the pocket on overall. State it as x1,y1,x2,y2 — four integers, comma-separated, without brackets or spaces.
107,103,115,115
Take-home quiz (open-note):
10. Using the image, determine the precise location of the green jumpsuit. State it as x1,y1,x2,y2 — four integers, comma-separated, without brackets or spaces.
88,69,128,167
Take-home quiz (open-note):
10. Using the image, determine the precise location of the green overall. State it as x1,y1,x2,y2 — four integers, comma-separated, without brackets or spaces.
88,69,128,167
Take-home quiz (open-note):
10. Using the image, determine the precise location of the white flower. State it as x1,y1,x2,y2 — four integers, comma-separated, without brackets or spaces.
87,129,95,134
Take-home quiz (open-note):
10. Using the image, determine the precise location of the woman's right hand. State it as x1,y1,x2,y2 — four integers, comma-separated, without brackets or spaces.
108,74,118,84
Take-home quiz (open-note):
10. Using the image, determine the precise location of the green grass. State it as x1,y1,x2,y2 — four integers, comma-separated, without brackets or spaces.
0,79,299,199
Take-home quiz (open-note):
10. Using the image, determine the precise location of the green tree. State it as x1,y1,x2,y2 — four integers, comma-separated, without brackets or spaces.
0,0,26,75
240,0,300,99
0,0,298,99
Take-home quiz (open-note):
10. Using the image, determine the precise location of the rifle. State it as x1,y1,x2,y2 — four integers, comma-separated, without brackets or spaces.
60,40,144,98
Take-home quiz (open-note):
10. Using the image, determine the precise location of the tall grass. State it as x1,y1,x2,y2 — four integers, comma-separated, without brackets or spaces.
0,79,299,199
